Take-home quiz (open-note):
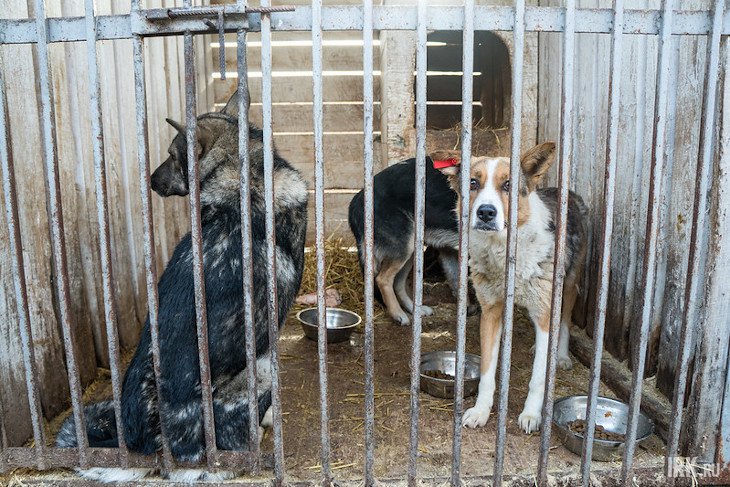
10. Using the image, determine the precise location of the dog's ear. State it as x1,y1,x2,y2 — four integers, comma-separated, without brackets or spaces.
521,142,556,191
431,149,461,177
166,118,186,133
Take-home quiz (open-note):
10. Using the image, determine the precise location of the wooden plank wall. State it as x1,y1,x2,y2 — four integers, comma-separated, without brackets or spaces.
0,0,210,445
210,0,382,243
537,0,712,401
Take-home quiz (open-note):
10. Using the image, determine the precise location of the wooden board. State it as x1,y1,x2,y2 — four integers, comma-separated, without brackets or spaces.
215,75,380,103
246,103,381,133
304,190,357,244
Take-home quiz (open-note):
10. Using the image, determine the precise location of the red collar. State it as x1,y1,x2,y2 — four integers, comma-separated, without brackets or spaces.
432,158,458,169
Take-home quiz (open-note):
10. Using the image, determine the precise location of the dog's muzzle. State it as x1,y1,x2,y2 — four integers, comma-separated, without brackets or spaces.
474,204,500,231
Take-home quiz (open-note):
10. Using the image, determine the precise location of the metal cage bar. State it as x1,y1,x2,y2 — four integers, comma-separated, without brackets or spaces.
236,1,261,475
665,1,725,482
537,0,576,481
34,0,89,467
361,0,376,483
450,0,474,484
84,0,128,468
621,0,675,482
183,25,219,470
131,0,174,470
580,0,624,484
311,0,332,482
259,2,286,482
407,1,428,484
493,0,525,483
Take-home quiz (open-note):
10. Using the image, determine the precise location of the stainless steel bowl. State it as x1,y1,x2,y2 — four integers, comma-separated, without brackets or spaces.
419,351,481,399
296,307,362,344
552,395,654,462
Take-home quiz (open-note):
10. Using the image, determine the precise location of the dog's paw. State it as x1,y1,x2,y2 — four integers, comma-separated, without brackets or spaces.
518,410,542,434
462,406,491,428
557,356,573,370
393,312,411,326
420,305,433,316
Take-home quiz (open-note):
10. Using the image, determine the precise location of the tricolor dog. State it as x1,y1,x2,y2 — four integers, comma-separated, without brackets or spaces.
438,142,587,433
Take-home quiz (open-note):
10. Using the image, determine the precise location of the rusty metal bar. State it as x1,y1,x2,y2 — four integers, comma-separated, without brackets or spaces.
183,23,218,471
450,0,474,484
311,0,332,483
537,0,575,482
2,7,730,44
493,0,525,483
260,0,286,481
84,0,127,467
0,50,46,470
131,0,174,469
236,0,261,474
34,0,89,466
620,0,675,483
407,1,427,485
665,0,724,482
580,1,624,484
362,0,376,481
0,405,6,472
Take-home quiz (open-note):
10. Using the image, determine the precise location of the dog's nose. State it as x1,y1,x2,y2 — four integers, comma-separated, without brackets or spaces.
477,204,498,222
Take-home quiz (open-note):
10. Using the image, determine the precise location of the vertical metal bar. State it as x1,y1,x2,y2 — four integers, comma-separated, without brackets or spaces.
218,10,226,81
311,0,331,483
580,1,624,485
450,0,473,484
0,403,6,473
34,0,89,466
407,0,427,484
362,0,376,482
131,0,174,471
84,0,128,467
0,51,47,470
183,25,218,471
260,0,286,482
665,0,724,482
537,0,575,482
236,2,261,474
493,0,525,482
621,0,675,483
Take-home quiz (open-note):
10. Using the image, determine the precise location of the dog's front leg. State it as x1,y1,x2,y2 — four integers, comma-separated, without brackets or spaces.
462,301,503,428
519,308,550,434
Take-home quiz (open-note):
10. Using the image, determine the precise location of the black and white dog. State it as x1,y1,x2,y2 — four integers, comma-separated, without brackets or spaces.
56,95,308,482
348,155,476,326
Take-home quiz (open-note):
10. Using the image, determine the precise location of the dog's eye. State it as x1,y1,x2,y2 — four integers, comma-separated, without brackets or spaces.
470,179,479,191
502,180,510,192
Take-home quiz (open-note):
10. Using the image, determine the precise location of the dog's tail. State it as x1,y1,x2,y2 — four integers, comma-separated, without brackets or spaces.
56,401,119,448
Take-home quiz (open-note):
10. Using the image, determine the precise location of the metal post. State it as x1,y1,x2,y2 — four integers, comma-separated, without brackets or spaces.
131,0,174,471
84,0,128,467
407,0,427,484
451,0,474,483
493,0,525,482
260,0,286,481
537,0,575,482
621,0,675,483
34,0,89,466
580,1,624,484
0,51,46,470
362,0,376,483
236,0,261,475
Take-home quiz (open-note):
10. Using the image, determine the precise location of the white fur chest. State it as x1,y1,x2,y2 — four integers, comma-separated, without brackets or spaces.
468,193,555,306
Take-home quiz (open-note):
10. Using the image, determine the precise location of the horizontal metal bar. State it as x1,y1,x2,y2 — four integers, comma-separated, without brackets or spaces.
2,447,272,470
1,7,729,44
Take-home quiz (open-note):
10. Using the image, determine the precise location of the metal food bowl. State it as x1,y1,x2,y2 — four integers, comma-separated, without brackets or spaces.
296,307,362,344
419,351,481,399
552,395,654,462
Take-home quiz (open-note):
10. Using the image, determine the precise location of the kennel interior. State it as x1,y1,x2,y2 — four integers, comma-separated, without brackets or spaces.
1,0,730,486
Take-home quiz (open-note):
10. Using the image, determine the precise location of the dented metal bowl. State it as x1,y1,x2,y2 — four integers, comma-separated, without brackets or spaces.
296,307,361,343
419,351,481,399
552,395,654,462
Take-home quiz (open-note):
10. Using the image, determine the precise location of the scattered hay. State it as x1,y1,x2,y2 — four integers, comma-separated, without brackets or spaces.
296,236,368,316
427,120,511,157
